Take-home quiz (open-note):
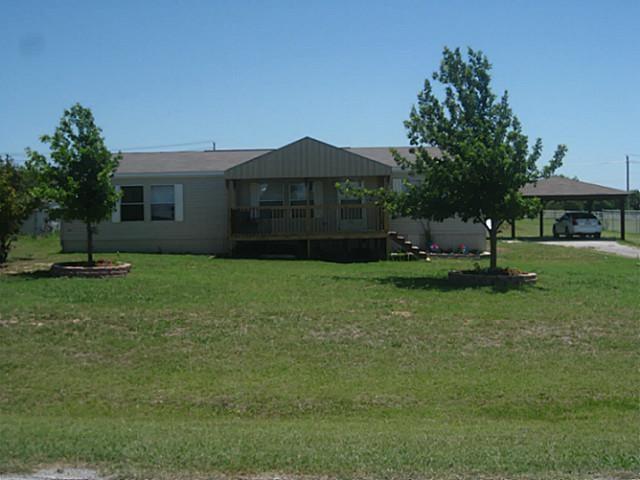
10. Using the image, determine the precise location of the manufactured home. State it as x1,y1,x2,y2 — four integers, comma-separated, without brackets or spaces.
61,137,486,260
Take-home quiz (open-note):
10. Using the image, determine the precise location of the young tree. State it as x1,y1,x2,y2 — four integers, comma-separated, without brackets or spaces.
28,104,120,265
390,47,567,269
0,156,40,264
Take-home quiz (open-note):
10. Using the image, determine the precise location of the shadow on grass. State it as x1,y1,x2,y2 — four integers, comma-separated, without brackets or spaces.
2,267,54,280
332,274,536,293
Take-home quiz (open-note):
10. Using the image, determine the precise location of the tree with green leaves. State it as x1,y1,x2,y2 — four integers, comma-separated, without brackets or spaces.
0,156,40,264
28,104,121,265
389,47,567,269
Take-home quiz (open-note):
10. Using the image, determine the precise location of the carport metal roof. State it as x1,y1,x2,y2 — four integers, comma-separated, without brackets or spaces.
521,176,628,201
517,176,629,239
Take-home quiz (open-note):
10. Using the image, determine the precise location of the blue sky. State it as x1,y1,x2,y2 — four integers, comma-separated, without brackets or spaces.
1,0,638,189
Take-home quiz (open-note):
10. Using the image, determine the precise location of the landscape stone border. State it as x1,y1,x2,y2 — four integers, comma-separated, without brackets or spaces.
448,270,537,287
51,262,131,278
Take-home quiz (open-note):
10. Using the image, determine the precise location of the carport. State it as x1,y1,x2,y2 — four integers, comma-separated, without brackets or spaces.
516,176,629,239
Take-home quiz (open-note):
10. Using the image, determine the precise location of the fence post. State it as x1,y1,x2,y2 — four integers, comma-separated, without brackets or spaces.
620,199,626,240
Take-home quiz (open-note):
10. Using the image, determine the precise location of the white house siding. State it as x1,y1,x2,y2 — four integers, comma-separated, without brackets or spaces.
61,175,228,254
389,170,487,251
389,217,486,251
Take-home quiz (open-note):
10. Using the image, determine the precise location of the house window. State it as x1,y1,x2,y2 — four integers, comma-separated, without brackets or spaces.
339,180,363,220
151,185,175,221
259,183,284,206
120,186,144,222
392,178,407,193
259,183,284,219
339,180,363,205
289,183,309,206
289,183,313,218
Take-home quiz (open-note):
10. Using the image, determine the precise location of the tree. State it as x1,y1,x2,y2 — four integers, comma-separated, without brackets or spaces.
0,156,40,264
389,47,567,269
28,104,120,265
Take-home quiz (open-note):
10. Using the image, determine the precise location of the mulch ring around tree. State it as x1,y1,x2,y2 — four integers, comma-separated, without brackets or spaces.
448,267,537,287
50,260,131,278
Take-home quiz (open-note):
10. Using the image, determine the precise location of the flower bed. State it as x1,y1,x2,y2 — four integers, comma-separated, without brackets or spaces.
428,243,488,258
448,267,537,287
430,251,490,259
50,260,131,278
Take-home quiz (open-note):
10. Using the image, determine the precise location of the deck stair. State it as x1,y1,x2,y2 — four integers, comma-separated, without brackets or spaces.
388,231,430,261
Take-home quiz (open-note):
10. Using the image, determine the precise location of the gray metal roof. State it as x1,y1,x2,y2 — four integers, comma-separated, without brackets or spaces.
115,149,271,174
114,139,439,175
521,176,628,199
346,146,440,166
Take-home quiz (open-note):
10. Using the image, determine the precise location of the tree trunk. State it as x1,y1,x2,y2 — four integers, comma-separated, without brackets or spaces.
489,225,498,271
86,222,94,266
0,239,9,264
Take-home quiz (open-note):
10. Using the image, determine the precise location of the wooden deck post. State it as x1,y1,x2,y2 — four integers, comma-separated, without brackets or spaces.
511,218,516,239
305,179,311,235
539,206,544,238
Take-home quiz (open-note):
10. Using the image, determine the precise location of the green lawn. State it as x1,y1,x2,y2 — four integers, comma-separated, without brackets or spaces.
0,235,638,479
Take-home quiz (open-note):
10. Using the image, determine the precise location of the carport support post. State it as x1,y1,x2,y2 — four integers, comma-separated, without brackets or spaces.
620,198,626,240
539,205,544,238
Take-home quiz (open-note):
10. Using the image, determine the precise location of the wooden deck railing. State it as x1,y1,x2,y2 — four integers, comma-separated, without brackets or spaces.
230,204,386,238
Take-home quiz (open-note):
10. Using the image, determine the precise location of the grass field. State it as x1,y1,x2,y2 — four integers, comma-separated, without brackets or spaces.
0,235,638,479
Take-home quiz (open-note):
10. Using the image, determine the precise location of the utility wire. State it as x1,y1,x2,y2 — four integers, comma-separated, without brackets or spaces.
1,140,216,157
115,140,213,151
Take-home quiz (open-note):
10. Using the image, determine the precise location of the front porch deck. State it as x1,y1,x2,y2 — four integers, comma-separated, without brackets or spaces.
229,204,387,241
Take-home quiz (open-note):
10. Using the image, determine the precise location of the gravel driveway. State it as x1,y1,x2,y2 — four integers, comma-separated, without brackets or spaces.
542,240,640,258
0,469,102,480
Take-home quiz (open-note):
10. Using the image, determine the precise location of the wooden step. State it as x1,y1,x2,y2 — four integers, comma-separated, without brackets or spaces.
410,245,420,252
387,231,397,237
404,241,412,246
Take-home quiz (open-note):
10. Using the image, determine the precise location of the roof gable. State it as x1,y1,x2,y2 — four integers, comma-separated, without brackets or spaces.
224,137,391,179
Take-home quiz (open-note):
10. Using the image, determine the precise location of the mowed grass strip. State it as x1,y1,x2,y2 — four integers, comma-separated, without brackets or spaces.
0,235,638,478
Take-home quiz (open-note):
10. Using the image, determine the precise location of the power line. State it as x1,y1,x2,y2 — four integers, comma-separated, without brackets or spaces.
1,139,217,158
114,140,214,151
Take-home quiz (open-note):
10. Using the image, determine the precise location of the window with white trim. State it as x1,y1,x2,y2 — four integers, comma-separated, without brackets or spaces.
121,186,144,222
151,185,175,221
